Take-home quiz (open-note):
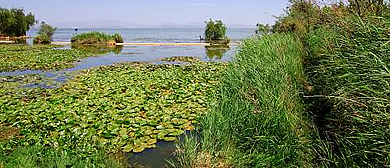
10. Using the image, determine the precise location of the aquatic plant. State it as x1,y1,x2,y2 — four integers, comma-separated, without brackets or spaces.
0,62,226,159
71,32,124,45
0,44,93,71
160,56,200,63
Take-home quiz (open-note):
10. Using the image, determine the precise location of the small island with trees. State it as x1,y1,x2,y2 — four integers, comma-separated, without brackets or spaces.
71,32,123,45
204,19,230,46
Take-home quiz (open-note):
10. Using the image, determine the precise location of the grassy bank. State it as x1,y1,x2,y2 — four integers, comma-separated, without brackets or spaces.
174,33,314,167
0,45,93,71
71,32,123,45
271,1,390,166
174,1,390,167
303,15,390,167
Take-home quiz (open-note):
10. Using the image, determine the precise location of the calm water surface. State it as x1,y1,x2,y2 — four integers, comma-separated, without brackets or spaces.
3,28,255,78
27,28,255,43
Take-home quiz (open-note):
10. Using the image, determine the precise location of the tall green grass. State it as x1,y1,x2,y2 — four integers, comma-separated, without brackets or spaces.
174,33,315,167
305,15,390,167
0,145,125,168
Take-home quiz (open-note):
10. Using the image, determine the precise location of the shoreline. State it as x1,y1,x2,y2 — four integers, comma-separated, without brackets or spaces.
51,42,212,46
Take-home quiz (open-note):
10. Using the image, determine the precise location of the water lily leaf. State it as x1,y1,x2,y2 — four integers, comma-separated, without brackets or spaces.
133,146,145,153
164,136,176,142
121,134,129,140
123,144,134,152
147,139,157,145
145,144,156,149
128,132,135,137
156,125,165,130
168,130,184,136
157,133,165,140
119,128,128,136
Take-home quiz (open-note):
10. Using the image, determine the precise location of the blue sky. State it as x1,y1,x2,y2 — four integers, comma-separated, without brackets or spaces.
1,0,290,28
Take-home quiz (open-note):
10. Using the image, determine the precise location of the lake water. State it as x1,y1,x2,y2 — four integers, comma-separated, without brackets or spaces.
3,28,256,80
27,28,255,43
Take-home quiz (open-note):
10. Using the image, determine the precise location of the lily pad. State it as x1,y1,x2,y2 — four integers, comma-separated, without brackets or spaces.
133,146,145,153
164,136,176,142
123,144,134,152
169,130,184,136
0,59,226,156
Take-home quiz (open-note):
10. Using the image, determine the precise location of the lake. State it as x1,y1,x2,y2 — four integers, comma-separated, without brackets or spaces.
27,28,255,43
2,28,256,78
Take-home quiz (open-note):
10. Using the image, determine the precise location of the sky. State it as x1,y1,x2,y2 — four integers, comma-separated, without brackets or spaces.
1,0,290,28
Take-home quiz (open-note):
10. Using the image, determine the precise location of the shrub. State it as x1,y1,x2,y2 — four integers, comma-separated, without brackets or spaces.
0,7,36,37
255,23,272,35
205,19,229,43
112,33,123,43
33,34,50,44
33,22,56,44
71,32,123,45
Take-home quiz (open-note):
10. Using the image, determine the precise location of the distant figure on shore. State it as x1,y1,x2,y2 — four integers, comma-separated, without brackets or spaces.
199,35,204,43
73,28,79,35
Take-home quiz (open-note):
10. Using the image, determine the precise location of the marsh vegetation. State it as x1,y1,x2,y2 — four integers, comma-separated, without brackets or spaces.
175,0,390,167
71,32,124,45
0,45,93,71
1,1,388,167
0,43,226,167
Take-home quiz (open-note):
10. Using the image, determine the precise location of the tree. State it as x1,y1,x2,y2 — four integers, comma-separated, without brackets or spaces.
256,23,272,35
34,22,56,44
0,7,36,37
205,19,228,42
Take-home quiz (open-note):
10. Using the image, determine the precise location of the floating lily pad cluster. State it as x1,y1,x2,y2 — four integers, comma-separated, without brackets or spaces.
0,62,226,154
160,56,200,63
0,45,93,71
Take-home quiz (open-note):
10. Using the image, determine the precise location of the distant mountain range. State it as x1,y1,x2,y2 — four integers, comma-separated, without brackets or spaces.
45,21,255,29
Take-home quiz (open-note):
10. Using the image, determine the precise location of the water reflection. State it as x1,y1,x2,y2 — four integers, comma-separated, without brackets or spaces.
71,45,124,54
205,45,230,61
128,131,200,168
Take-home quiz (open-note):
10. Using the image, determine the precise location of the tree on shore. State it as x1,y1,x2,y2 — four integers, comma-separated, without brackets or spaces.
255,23,272,35
34,22,57,44
0,7,36,37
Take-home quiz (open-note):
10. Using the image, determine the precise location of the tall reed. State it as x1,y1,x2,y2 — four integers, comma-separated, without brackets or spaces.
173,33,315,167
305,15,390,167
